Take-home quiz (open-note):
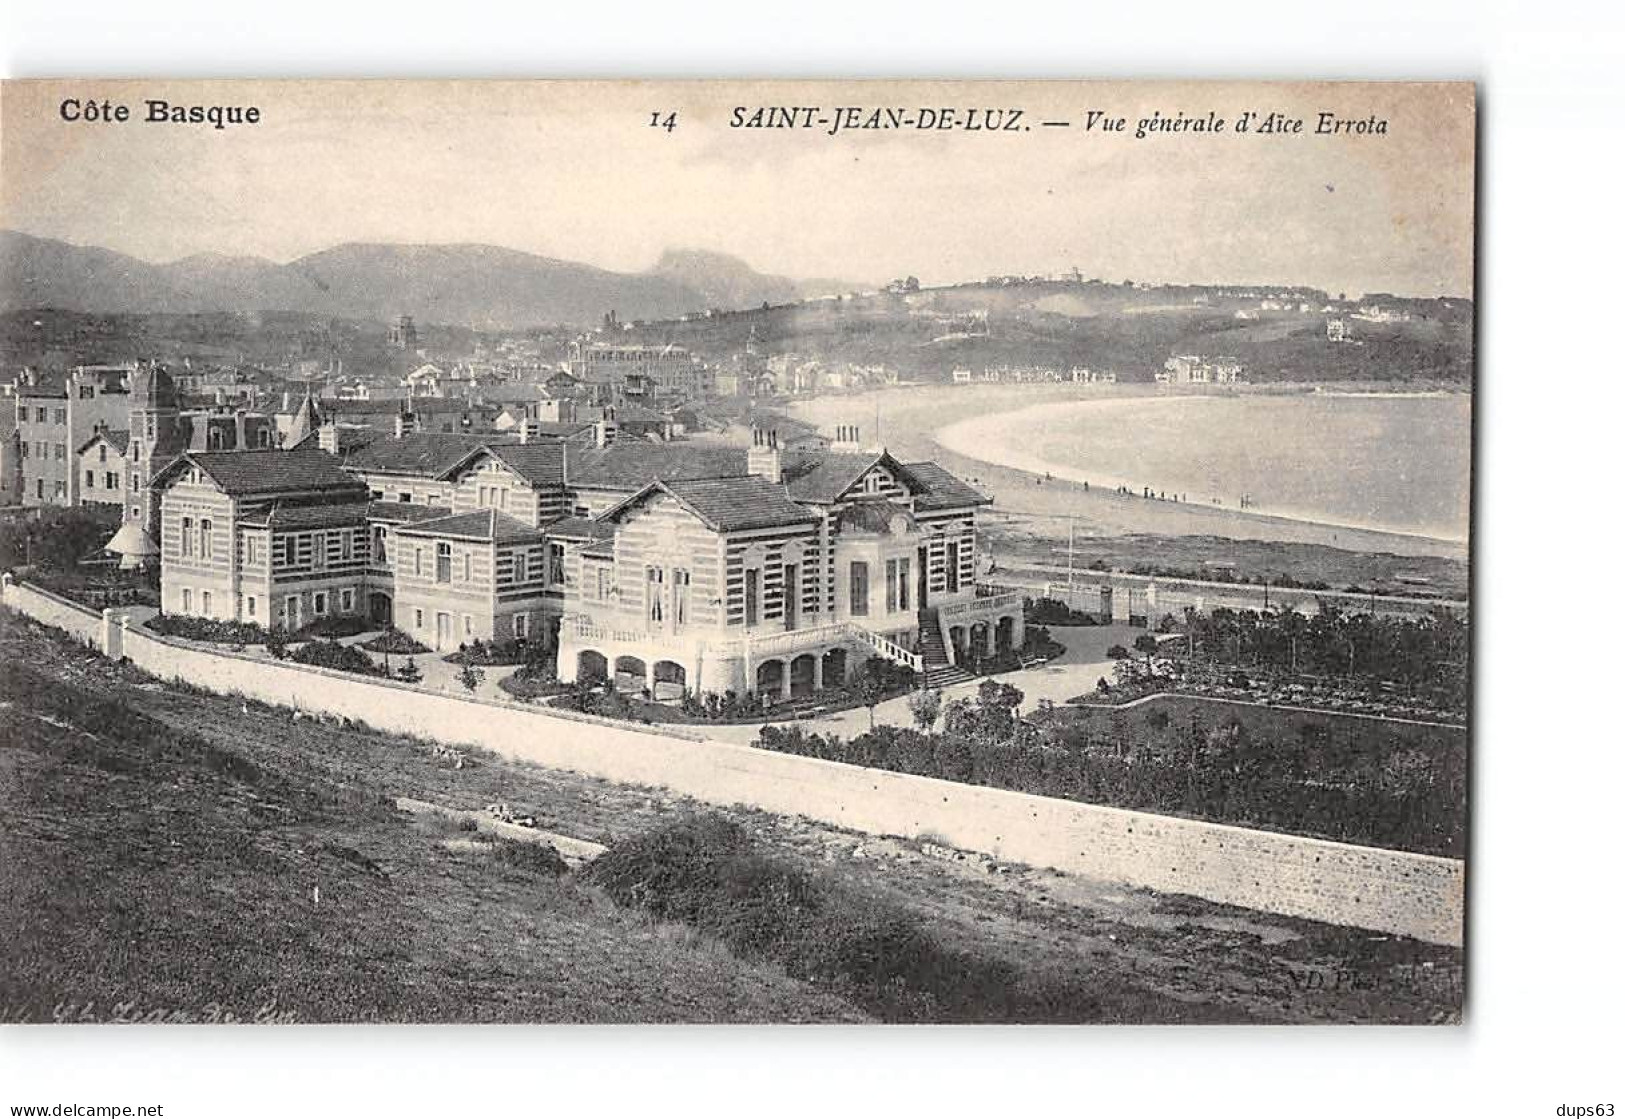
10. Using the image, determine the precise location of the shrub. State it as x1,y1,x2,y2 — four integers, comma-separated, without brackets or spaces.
146,614,271,646
445,638,527,666
396,657,422,683
1106,644,1130,659
1025,596,1099,626
291,639,384,676
360,628,429,654
586,814,1087,1022
294,614,371,640
491,838,570,877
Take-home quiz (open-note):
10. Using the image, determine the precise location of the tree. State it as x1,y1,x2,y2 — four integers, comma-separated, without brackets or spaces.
459,660,485,693
907,687,943,733
856,658,893,730
1133,633,1160,662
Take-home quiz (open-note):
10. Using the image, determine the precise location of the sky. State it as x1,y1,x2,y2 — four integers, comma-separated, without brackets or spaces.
0,79,1475,298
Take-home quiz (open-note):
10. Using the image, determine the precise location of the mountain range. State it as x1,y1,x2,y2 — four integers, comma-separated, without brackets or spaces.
0,231,859,330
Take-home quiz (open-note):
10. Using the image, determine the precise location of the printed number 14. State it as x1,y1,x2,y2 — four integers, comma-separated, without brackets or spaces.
650,111,677,133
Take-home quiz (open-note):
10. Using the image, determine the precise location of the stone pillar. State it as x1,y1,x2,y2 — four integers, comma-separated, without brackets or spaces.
1110,583,1131,624
101,608,123,659
646,660,657,697
779,662,792,701
1012,612,1026,650
984,624,997,657
813,653,825,692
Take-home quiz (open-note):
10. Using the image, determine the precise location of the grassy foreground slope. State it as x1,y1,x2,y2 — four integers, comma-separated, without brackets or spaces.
0,608,1460,1023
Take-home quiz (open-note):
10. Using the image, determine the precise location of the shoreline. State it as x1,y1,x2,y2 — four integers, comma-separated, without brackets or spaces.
935,396,1469,550
788,383,1469,562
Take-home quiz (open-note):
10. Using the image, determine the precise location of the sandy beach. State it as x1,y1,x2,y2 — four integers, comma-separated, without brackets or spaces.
789,383,1469,563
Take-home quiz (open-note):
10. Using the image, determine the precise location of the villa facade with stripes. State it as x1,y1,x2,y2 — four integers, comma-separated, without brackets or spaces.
147,427,1026,700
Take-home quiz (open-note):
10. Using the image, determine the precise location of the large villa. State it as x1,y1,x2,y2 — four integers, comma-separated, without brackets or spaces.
147,422,1026,700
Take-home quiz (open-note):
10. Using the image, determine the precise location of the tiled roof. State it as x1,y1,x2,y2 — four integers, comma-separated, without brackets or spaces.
543,515,613,542
156,448,367,498
483,442,567,487
604,476,818,535
76,428,130,456
567,442,749,491
394,508,544,544
344,433,515,478
366,500,451,525
238,501,372,529
780,451,889,503
904,460,992,510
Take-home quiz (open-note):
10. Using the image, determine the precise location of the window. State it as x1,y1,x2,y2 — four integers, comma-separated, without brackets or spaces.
899,557,910,612
181,517,193,557
247,596,257,618
341,531,353,562
105,472,117,490
414,546,423,576
744,568,760,627
131,442,140,463
398,492,412,503
849,562,869,616
673,568,690,627
17,443,25,458
886,559,898,613
463,615,472,635
131,476,140,492
514,613,529,639
595,566,612,601
80,387,95,400
98,446,107,463
547,542,565,585
647,566,665,624
436,542,451,582
246,537,260,565
199,519,212,559
311,532,326,569
182,588,192,612
372,526,387,563
202,591,212,616
462,553,471,582
341,588,354,613
54,443,66,461
414,608,424,629
35,407,46,423
946,541,960,594
34,480,43,499
314,592,328,616
85,469,96,489
54,481,66,499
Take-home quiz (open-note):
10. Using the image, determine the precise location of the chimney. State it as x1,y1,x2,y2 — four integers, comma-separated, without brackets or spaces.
831,424,861,453
747,427,781,484
394,412,409,438
235,412,248,450
593,418,615,448
518,419,535,445
317,423,339,455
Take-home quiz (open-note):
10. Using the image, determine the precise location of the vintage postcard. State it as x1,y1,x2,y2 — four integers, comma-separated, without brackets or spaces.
0,79,1472,1025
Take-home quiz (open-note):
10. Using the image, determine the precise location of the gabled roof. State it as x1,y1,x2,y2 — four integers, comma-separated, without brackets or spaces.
344,433,515,478
905,460,992,511
151,447,367,499
238,501,372,530
365,500,449,525
600,476,819,535
566,442,749,491
478,442,568,488
394,508,544,544
543,515,614,543
779,449,926,504
76,428,130,456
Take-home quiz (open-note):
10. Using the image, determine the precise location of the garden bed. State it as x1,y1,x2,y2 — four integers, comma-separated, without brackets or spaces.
443,638,529,666
360,628,430,655
144,613,271,646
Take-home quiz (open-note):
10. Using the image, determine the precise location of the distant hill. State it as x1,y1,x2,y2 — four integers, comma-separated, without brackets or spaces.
649,248,860,309
0,231,849,329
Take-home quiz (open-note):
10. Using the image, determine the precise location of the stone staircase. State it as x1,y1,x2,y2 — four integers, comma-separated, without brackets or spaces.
918,606,973,690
